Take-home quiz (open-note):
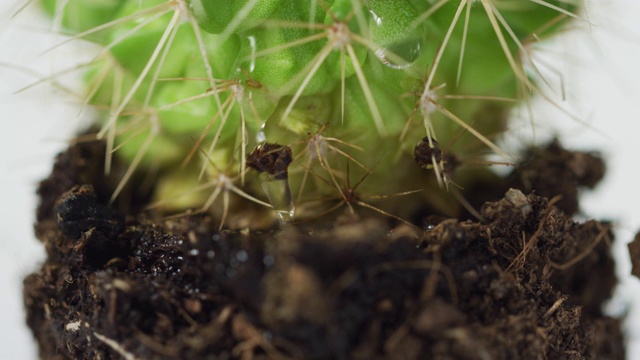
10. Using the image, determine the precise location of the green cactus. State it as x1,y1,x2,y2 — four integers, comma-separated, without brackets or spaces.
38,0,582,227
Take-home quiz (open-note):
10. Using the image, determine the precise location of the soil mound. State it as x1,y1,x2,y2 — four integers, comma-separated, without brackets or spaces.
24,141,624,359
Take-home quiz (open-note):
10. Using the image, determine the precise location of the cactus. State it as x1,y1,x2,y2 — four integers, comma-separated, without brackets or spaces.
36,0,582,227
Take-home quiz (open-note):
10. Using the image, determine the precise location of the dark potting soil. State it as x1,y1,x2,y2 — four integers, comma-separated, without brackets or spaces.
24,140,625,359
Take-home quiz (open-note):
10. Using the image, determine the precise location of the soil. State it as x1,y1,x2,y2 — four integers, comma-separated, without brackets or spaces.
24,140,625,359
628,232,640,280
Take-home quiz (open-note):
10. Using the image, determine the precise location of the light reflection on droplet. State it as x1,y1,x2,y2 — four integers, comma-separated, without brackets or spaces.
247,35,257,73
256,122,267,143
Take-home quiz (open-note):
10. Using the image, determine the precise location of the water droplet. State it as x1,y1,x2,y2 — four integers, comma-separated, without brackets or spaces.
207,250,216,259
260,175,295,223
374,43,421,69
189,249,200,256
368,6,423,69
247,143,295,223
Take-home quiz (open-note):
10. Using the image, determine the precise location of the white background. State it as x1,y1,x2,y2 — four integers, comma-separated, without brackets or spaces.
1,1,639,359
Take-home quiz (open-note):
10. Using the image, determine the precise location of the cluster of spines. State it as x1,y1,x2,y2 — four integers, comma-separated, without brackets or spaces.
26,0,582,228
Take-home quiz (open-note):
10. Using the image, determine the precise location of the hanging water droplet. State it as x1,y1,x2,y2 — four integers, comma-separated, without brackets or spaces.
247,143,295,223
260,174,295,222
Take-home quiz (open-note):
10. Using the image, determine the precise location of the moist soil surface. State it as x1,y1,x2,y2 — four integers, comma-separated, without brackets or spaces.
24,140,625,359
